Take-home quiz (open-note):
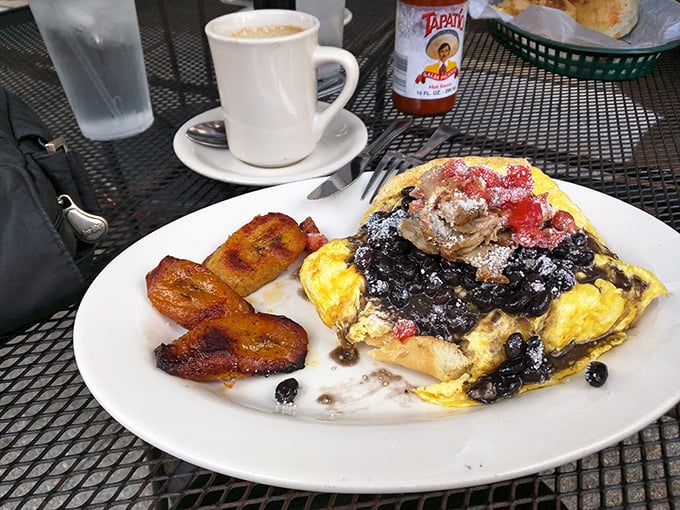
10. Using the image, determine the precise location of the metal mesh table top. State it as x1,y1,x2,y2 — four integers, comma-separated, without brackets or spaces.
1,1,679,508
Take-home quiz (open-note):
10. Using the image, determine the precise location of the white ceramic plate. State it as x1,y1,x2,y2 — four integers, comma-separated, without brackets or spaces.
74,175,680,493
173,106,367,186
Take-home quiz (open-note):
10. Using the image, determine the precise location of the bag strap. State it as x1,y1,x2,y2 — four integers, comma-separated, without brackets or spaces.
0,87,103,215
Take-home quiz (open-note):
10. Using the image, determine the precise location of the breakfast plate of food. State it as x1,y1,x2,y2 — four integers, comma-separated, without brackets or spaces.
173,105,367,186
74,157,679,493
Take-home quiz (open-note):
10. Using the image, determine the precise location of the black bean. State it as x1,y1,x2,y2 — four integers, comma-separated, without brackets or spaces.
523,335,544,371
496,374,523,397
504,333,526,359
386,238,410,256
468,287,496,312
432,287,455,305
275,378,299,405
522,361,554,384
367,278,389,297
585,361,608,387
449,312,477,335
528,290,552,316
389,286,410,308
402,263,419,281
566,249,594,266
572,232,588,248
407,281,424,295
467,375,500,404
502,291,532,314
374,255,393,275
498,357,526,377
421,257,440,276
522,273,546,293
424,271,444,292
504,270,525,291
353,246,373,270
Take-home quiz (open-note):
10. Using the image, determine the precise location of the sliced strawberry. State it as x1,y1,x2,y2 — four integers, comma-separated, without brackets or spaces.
440,158,469,180
463,177,491,202
507,197,544,230
512,226,566,249
470,165,502,188
306,232,328,252
550,210,578,234
393,318,418,340
299,216,329,252
504,164,533,190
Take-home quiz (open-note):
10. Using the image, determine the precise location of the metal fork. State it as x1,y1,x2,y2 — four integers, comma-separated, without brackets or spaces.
361,123,459,201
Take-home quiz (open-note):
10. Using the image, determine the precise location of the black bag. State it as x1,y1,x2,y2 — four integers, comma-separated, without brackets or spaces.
0,87,108,336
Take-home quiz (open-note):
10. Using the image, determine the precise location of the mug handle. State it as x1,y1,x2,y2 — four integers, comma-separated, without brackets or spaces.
311,46,359,142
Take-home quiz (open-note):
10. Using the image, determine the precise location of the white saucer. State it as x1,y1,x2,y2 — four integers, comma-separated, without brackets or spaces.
173,105,367,186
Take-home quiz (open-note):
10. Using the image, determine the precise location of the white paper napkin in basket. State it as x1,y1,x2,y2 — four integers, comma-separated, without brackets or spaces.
469,0,680,50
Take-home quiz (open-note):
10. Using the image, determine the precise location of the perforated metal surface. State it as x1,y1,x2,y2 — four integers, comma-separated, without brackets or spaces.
1,1,679,508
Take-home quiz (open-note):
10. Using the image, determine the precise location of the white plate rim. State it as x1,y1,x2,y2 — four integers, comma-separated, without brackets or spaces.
73,174,680,493
173,106,367,186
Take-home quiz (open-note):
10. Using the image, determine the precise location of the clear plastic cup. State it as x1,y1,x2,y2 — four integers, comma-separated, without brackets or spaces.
29,0,154,140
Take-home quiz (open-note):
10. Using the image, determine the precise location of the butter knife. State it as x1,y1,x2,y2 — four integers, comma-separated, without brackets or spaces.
306,118,413,200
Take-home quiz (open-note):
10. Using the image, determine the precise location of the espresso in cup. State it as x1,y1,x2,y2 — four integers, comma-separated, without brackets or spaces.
205,10,359,168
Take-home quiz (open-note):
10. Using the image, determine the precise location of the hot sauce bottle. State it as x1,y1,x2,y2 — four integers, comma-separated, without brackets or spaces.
392,0,468,115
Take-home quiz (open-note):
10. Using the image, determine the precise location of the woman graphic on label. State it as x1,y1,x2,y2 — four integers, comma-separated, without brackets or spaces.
415,30,459,84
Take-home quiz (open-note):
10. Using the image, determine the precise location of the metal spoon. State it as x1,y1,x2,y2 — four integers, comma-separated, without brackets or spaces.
185,120,227,148
186,74,347,148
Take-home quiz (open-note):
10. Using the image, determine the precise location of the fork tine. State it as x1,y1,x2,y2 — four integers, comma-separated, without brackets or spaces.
368,159,412,201
361,153,398,200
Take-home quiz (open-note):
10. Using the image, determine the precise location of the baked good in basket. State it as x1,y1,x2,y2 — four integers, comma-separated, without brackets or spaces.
494,0,639,39
299,157,666,406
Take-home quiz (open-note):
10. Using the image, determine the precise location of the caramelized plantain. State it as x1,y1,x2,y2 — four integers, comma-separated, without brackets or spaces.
154,313,308,381
146,255,253,329
203,212,307,296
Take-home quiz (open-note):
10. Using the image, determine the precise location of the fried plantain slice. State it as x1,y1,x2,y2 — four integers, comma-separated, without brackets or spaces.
203,212,307,296
154,313,308,381
146,255,253,329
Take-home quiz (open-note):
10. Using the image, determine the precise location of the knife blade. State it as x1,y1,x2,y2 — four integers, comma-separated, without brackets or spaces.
306,118,413,200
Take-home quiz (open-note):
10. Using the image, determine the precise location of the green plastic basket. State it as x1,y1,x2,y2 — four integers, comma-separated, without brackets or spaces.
488,19,679,80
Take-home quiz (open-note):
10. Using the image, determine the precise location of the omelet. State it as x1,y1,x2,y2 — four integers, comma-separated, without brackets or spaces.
300,157,667,406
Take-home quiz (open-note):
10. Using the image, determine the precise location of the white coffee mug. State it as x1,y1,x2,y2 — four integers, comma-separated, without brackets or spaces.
205,9,359,168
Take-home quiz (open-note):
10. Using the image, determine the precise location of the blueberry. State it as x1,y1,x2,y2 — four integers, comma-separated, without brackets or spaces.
585,361,608,387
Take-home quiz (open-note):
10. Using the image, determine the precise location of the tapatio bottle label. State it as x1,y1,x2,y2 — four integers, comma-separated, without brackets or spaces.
392,0,468,115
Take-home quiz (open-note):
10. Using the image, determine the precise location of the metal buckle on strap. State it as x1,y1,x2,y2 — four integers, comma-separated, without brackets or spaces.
43,136,69,153
58,194,109,243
